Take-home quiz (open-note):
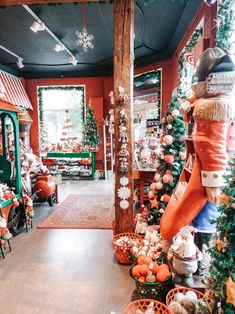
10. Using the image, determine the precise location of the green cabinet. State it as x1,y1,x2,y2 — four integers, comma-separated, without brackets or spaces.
43,152,96,179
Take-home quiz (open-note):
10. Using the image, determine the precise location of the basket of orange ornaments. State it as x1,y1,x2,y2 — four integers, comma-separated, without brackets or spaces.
113,233,144,265
129,255,174,303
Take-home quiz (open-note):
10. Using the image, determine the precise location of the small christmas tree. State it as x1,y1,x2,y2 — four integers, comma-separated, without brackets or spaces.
206,157,235,314
148,95,185,225
82,104,101,150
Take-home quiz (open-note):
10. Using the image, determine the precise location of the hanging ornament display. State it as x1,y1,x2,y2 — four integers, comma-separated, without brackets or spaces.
75,1,94,52
115,85,131,209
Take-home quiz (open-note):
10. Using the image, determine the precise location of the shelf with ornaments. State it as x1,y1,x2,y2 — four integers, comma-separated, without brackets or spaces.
42,152,96,180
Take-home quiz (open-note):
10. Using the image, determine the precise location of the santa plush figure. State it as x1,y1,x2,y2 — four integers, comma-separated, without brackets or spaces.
161,48,235,245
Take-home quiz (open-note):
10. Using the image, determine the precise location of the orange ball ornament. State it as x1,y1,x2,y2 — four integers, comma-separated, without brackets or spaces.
139,264,149,276
150,262,159,274
132,265,141,278
156,269,170,282
164,155,174,164
158,264,169,272
143,256,152,266
137,255,145,265
138,276,146,283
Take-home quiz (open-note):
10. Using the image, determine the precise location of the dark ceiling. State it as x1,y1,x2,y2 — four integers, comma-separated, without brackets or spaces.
0,0,202,78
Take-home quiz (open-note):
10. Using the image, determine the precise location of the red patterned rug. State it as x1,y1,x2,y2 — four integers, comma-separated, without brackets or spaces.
37,194,114,229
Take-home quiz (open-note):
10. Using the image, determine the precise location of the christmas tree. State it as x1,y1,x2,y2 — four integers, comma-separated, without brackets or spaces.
148,95,185,225
82,105,101,150
206,157,235,314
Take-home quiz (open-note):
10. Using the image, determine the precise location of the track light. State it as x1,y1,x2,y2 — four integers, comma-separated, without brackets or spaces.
30,21,45,33
16,58,24,69
54,43,65,52
69,56,78,66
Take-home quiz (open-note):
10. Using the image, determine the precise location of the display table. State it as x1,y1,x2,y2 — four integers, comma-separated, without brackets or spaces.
42,152,96,180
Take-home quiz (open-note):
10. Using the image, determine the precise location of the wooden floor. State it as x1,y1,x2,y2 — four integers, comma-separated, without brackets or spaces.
0,180,134,314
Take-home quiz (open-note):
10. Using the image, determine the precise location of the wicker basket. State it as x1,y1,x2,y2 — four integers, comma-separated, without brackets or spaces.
113,233,143,265
129,266,173,302
124,299,172,314
166,287,205,306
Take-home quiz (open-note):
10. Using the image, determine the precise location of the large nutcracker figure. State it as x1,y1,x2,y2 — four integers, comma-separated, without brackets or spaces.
160,48,235,245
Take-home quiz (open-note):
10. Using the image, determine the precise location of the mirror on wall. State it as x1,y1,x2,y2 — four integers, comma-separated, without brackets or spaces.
133,69,162,141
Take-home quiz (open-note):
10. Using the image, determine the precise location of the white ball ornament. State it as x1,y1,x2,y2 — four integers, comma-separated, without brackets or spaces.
154,173,162,182
174,292,185,304
169,301,183,314
167,124,172,130
172,109,180,118
185,290,198,302
164,135,173,145
156,182,163,190
120,200,129,209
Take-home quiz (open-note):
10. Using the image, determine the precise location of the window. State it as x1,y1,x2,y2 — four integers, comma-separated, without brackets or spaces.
38,86,85,152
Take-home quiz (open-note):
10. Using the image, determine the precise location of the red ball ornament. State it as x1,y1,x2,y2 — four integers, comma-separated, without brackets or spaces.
34,181,55,200
164,154,174,164
162,174,173,184
161,194,171,203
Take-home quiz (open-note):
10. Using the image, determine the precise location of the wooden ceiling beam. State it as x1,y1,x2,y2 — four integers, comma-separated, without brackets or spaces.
0,0,111,6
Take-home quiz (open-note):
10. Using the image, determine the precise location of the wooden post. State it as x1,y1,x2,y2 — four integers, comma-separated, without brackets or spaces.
113,0,134,234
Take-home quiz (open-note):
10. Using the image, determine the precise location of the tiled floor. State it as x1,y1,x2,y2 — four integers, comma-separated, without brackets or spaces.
0,179,134,314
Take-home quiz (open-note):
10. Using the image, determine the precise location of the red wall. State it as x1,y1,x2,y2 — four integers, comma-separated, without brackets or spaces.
25,3,215,158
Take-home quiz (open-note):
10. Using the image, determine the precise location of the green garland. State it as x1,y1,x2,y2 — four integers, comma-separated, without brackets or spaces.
178,27,203,92
216,0,235,50
37,86,85,149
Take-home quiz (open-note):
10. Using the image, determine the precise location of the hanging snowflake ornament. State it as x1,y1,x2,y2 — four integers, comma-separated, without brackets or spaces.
75,28,94,52
118,186,131,200
120,200,129,210
120,176,129,186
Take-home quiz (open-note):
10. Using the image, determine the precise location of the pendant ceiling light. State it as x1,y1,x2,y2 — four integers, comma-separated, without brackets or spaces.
75,0,94,52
